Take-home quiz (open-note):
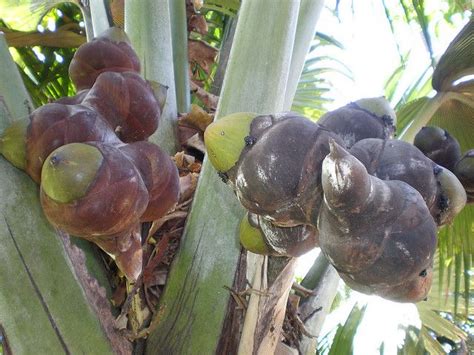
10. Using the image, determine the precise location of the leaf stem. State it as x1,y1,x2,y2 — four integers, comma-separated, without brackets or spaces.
398,92,446,143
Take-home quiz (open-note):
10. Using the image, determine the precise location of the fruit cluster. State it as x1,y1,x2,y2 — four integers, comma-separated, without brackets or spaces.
204,98,468,302
414,126,474,204
0,28,180,281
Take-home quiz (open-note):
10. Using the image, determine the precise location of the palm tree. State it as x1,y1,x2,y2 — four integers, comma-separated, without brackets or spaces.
0,0,472,354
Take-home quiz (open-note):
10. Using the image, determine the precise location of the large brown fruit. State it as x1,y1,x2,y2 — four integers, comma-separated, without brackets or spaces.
350,138,466,226
414,126,461,171
227,113,343,226
257,216,319,257
69,27,140,90
54,89,89,105
119,141,180,221
454,149,474,203
83,71,161,142
40,142,149,238
318,141,437,302
239,212,319,257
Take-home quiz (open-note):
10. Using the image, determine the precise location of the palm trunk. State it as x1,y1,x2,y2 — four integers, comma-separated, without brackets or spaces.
144,0,331,353
125,0,179,154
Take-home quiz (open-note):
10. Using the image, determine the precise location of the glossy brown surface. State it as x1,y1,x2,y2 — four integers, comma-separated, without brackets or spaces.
350,138,440,221
69,34,140,90
92,224,143,281
454,149,474,203
25,103,120,183
258,217,319,257
318,142,437,302
54,89,89,105
414,126,461,171
230,114,342,225
317,102,395,148
119,141,180,221
83,72,160,142
40,142,149,238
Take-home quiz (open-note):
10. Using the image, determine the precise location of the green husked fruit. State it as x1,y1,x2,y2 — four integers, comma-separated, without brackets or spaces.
0,118,29,170
354,96,397,124
204,112,257,173
239,213,269,255
41,143,103,204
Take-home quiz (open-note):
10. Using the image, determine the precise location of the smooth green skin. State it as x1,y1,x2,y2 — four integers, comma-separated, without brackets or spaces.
239,214,269,255
0,117,28,170
41,143,103,204
355,96,397,124
204,112,257,172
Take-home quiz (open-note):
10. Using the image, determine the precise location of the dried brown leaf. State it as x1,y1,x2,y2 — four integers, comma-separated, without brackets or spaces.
185,133,206,154
178,125,199,147
147,211,188,240
178,104,213,149
4,28,86,48
188,161,202,174
190,80,219,110
179,173,199,202
111,281,127,307
110,0,125,28
174,151,197,171
143,235,170,285
189,15,208,34
144,269,168,287
188,39,218,75
180,104,214,132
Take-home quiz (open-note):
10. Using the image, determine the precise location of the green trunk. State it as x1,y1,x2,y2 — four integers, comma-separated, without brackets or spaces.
125,0,179,154
170,0,191,113
145,0,301,353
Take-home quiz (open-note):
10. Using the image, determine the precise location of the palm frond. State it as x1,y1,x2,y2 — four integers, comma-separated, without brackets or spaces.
397,325,431,355
317,303,367,355
202,0,240,16
381,0,405,63
432,17,474,92
411,0,436,68
292,32,353,119
0,0,77,31
2,4,83,106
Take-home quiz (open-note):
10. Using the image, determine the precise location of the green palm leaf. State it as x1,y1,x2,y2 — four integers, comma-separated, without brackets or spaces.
292,32,353,119
203,0,240,16
432,17,474,91
0,0,77,31
1,3,84,107
317,304,367,355
394,17,474,345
